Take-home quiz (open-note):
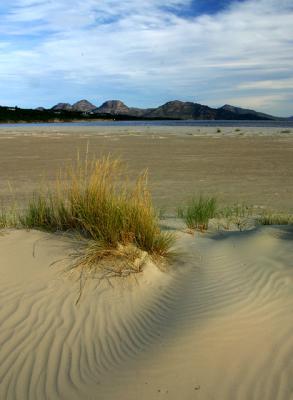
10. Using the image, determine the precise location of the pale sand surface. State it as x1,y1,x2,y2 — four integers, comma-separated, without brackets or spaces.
0,225,292,400
1,125,292,399
0,125,292,212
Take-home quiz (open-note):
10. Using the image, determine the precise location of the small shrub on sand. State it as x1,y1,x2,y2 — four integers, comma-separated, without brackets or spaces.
20,157,174,260
216,203,254,231
257,212,293,225
178,196,217,230
0,207,18,229
218,203,255,220
0,210,8,228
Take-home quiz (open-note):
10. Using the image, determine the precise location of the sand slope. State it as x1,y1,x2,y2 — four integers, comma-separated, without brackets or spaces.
0,226,292,400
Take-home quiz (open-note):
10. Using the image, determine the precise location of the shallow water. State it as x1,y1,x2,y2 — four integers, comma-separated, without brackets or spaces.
1,119,293,129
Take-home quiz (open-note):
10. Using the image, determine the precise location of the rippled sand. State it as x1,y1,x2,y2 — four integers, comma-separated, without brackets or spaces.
1,225,292,400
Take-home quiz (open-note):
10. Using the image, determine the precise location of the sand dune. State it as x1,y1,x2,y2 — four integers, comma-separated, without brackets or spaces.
0,225,292,400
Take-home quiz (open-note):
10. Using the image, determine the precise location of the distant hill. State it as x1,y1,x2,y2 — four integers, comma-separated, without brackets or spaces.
94,100,130,115
0,99,285,123
219,104,277,120
92,100,277,120
51,103,73,111
144,101,216,119
93,100,217,119
51,100,96,113
72,99,96,112
93,100,154,117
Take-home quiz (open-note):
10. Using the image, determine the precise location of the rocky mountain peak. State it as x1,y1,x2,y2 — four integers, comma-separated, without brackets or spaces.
72,99,96,112
49,99,278,120
51,103,73,111
95,100,130,115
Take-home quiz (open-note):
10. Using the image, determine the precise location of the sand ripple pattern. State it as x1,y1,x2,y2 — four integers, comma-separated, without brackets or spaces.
0,227,292,400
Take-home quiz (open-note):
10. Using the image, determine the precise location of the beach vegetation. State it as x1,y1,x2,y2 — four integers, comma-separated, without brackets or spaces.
216,203,254,231
0,207,18,229
19,156,174,262
257,212,293,225
177,196,217,231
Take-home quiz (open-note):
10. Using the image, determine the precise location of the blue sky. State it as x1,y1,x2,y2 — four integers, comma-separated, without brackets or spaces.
0,0,292,116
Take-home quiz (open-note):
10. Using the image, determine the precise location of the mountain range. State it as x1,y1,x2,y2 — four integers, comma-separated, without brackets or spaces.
50,99,284,120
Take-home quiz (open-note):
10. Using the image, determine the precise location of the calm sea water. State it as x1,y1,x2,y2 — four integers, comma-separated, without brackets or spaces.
0,120,293,128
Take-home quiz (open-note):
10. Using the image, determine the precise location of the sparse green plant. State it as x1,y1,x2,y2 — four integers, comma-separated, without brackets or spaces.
217,128,221,133
0,211,8,228
0,207,18,229
178,196,217,231
218,203,254,219
280,130,291,134
157,206,169,220
217,203,254,231
257,212,293,225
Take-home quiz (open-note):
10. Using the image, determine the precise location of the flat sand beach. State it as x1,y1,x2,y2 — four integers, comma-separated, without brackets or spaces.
0,125,292,212
0,125,292,400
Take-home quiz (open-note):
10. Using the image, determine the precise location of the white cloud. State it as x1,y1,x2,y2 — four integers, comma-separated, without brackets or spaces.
220,94,290,110
0,0,293,115
237,79,293,90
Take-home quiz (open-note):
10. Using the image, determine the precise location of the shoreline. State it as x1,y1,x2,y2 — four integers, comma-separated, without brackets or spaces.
0,119,293,129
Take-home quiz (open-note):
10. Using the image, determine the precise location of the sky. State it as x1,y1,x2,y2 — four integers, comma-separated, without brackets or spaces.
0,0,292,116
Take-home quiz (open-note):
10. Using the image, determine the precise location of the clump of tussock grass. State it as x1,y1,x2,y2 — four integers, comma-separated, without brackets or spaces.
216,203,254,231
217,203,253,219
177,196,217,231
257,212,293,225
20,157,174,260
0,207,18,229
0,210,8,228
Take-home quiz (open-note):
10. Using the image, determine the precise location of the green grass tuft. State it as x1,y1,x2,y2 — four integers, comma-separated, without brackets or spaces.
0,207,18,229
257,212,293,225
178,196,217,230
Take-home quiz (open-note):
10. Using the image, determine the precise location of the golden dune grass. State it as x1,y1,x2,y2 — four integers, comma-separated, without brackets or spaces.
18,156,174,272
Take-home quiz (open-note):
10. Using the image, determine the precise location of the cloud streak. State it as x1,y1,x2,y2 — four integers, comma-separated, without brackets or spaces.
0,0,292,116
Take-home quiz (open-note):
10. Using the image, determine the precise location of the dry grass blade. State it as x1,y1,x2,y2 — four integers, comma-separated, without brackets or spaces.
18,156,175,273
